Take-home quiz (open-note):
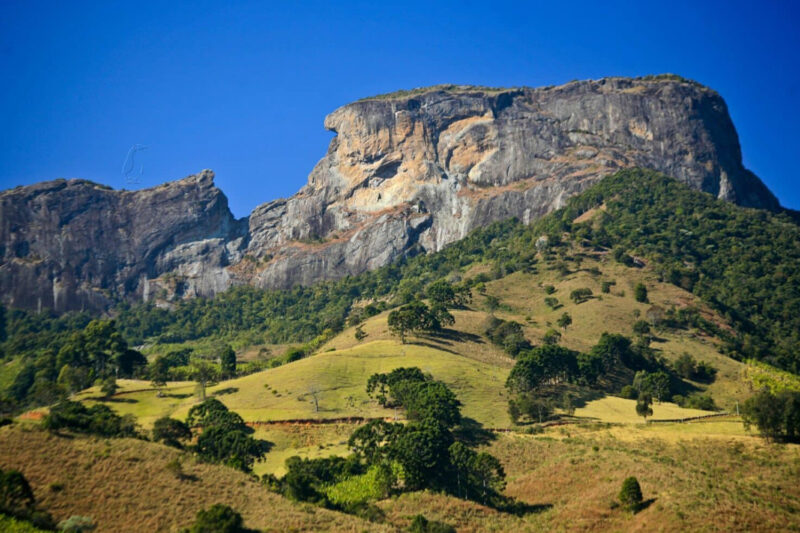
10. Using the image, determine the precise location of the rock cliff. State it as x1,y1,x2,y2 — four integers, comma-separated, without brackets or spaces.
0,76,781,312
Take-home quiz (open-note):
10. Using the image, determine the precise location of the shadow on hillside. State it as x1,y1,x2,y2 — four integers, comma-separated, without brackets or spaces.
406,340,459,355
213,387,239,396
162,392,192,399
104,397,137,404
434,328,484,344
496,500,554,516
634,498,656,513
453,417,496,446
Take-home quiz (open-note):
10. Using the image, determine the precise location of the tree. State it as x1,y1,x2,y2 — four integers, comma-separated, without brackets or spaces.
569,288,593,304
185,504,246,533
741,389,800,442
632,320,651,336
191,359,219,401
100,376,118,398
387,306,416,344
219,344,236,379
0,468,35,518
556,312,572,332
152,417,191,447
150,355,171,396
636,393,653,421
542,328,561,345
471,452,506,505
485,295,500,315
618,476,643,511
544,296,560,309
634,283,648,303
354,324,367,341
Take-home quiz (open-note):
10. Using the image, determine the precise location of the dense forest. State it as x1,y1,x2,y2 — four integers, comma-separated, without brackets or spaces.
2,168,800,413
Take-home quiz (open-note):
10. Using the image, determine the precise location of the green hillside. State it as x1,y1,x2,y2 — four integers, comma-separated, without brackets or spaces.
2,169,800,531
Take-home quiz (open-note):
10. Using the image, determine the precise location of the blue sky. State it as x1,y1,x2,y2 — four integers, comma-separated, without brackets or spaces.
1,0,798,217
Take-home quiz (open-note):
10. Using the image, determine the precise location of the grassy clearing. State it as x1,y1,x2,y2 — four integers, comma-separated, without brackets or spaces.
572,396,711,424
0,424,385,533
251,423,356,477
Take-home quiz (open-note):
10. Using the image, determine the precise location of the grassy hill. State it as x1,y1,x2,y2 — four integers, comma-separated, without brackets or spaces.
0,424,385,532
3,169,800,530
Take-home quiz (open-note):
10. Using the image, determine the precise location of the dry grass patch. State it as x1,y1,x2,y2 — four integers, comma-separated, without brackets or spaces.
0,425,385,533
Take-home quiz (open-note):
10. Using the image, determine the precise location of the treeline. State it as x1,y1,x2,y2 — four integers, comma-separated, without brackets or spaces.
2,168,799,382
505,332,718,423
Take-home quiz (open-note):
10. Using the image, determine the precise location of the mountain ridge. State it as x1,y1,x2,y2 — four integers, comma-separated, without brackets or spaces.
0,75,782,313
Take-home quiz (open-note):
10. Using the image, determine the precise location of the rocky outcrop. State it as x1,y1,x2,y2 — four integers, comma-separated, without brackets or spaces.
0,170,246,312
0,76,781,312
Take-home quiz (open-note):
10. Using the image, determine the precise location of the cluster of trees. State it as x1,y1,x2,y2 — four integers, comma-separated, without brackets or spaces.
266,368,508,516
44,400,138,438
387,301,453,343
0,468,54,530
671,353,717,382
184,399,270,472
504,332,708,424
741,389,800,442
484,317,530,357
2,319,146,413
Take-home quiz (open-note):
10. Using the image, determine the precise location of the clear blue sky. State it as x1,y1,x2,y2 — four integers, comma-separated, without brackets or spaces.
2,0,798,217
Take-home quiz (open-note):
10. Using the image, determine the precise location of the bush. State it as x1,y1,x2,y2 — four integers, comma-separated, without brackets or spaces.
634,283,648,303
619,385,637,399
741,389,800,441
57,516,96,532
408,514,456,533
44,401,137,438
618,476,643,511
183,504,245,533
569,288,593,304
152,417,191,447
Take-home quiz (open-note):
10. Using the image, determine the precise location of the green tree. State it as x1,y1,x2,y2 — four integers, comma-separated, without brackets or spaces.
149,355,171,396
542,328,561,345
741,389,800,442
556,312,572,332
618,476,643,511
0,469,35,519
184,504,246,533
152,417,191,448
190,359,219,401
219,344,236,378
485,295,500,315
354,324,367,341
100,376,117,398
634,283,648,303
635,393,653,421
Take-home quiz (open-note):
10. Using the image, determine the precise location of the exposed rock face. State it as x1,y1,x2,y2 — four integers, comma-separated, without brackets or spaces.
0,77,781,312
0,170,246,312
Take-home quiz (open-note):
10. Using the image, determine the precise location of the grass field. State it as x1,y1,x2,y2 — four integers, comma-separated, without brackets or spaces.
0,425,385,533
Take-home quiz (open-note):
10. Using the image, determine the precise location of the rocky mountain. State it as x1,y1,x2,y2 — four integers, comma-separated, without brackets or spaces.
0,76,781,313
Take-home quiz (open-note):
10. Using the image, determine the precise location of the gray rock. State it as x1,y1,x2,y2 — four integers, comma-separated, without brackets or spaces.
0,77,781,312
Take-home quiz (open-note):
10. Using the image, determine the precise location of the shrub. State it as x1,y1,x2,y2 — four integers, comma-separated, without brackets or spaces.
741,389,800,441
634,283,648,303
620,385,637,399
569,288,593,304
152,417,191,447
408,514,456,533
183,504,245,533
618,476,643,511
57,516,96,531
